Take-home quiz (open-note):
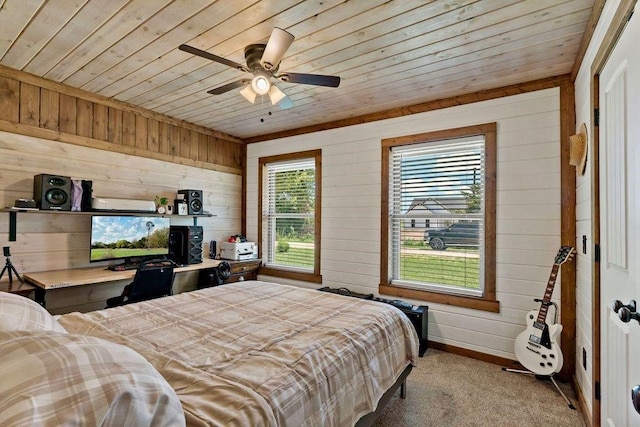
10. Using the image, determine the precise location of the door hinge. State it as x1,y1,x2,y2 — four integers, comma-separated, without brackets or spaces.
594,244,601,263
594,108,600,127
595,381,601,400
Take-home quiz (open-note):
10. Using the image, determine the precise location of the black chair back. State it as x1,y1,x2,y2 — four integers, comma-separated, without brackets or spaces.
106,259,175,308
127,259,176,303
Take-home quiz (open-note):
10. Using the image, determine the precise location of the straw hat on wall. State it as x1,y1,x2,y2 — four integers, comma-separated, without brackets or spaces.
569,123,588,176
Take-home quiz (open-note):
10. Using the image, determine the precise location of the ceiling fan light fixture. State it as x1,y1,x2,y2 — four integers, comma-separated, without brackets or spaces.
251,72,271,95
239,85,257,103
268,85,286,105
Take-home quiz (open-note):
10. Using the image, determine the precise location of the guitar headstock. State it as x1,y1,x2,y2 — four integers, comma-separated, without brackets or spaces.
555,246,575,265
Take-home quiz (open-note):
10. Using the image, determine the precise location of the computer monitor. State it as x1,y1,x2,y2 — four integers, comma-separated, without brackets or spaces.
90,215,171,265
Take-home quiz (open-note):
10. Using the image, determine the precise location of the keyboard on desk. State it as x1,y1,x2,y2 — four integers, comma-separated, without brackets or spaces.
107,263,139,271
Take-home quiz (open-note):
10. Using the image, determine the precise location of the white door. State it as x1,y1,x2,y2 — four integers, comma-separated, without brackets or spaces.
600,6,640,426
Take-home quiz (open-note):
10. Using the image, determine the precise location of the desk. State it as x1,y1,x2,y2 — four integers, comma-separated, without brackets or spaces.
0,280,36,297
24,259,223,307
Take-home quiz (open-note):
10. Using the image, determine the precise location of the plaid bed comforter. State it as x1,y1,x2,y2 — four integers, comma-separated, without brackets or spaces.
59,281,418,426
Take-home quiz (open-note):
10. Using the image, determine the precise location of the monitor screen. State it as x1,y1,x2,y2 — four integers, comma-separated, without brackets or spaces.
90,215,171,263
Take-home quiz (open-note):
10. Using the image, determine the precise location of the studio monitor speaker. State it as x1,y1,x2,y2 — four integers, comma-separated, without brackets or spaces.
168,225,203,265
177,189,203,215
33,174,71,211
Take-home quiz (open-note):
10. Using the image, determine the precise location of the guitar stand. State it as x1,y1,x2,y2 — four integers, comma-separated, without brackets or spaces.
503,300,575,410
501,367,576,410
503,248,577,410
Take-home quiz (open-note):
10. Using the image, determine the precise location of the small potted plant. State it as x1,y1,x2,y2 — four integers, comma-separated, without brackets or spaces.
155,196,169,214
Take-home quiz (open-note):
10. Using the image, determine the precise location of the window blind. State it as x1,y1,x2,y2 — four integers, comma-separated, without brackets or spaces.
265,159,316,271
390,136,485,296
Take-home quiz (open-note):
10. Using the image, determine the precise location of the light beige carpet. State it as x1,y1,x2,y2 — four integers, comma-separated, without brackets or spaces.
373,349,585,426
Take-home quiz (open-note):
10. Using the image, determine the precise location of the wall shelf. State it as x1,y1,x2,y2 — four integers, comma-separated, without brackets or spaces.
1,208,214,242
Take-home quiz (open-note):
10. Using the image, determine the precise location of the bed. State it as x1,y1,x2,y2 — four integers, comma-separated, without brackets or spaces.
0,280,418,426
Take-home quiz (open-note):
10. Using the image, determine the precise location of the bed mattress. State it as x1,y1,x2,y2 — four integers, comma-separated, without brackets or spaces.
58,281,418,426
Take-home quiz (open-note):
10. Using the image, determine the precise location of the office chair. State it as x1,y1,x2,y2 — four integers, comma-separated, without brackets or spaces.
106,259,176,308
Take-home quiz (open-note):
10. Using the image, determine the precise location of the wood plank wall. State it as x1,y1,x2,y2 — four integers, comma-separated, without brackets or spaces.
0,65,244,174
0,130,242,315
247,87,564,365
0,66,244,314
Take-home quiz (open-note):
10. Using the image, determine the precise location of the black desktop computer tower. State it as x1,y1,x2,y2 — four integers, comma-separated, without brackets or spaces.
168,225,203,265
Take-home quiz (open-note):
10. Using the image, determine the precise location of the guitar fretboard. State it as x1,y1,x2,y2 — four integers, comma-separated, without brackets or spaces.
536,264,560,324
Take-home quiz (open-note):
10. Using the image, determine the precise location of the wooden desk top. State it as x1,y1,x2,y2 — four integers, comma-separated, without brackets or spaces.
24,258,222,290
0,280,36,296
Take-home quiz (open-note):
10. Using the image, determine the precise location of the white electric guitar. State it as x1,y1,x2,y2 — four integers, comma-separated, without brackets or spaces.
514,246,575,376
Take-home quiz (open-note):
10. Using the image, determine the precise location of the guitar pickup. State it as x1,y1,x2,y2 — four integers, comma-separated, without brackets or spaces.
526,346,541,355
533,322,546,330
528,335,541,345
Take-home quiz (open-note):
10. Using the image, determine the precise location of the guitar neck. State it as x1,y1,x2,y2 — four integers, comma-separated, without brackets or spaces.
536,264,560,324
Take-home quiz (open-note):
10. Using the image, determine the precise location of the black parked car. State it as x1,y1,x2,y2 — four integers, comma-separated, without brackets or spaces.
424,222,479,250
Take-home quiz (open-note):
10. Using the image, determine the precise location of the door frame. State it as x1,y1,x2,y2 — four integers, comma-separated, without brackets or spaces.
590,0,638,424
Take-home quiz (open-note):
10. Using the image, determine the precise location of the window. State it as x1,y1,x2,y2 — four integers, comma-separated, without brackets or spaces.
258,150,322,283
380,124,497,312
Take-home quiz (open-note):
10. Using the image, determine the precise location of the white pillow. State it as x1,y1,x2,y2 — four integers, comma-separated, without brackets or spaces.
0,292,67,333
0,331,186,427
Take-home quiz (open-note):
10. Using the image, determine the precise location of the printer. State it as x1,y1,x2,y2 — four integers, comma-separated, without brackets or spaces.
220,242,258,261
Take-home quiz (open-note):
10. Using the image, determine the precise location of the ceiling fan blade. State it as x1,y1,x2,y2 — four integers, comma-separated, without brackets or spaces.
179,44,248,72
278,72,340,88
206,79,250,95
260,27,294,70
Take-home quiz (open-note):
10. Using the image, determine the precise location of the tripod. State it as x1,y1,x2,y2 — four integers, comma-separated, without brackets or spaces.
503,301,576,410
0,248,23,286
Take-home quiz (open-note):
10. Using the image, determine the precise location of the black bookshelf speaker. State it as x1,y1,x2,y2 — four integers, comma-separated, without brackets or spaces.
168,225,203,265
177,189,203,215
33,174,71,211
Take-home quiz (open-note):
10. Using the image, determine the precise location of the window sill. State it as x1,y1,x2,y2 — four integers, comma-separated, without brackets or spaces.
259,266,322,284
379,283,499,313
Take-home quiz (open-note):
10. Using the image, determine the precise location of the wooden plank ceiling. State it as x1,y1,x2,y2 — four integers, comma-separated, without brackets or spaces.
0,0,596,140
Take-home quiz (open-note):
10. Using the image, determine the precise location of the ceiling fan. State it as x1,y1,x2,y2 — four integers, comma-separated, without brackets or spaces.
179,28,341,109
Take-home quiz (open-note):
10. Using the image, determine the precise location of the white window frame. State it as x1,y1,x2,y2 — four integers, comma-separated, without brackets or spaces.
258,150,322,283
390,136,485,297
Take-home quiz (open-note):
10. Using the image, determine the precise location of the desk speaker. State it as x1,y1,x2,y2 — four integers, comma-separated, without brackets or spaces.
33,174,71,211
177,189,203,215
168,225,203,265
